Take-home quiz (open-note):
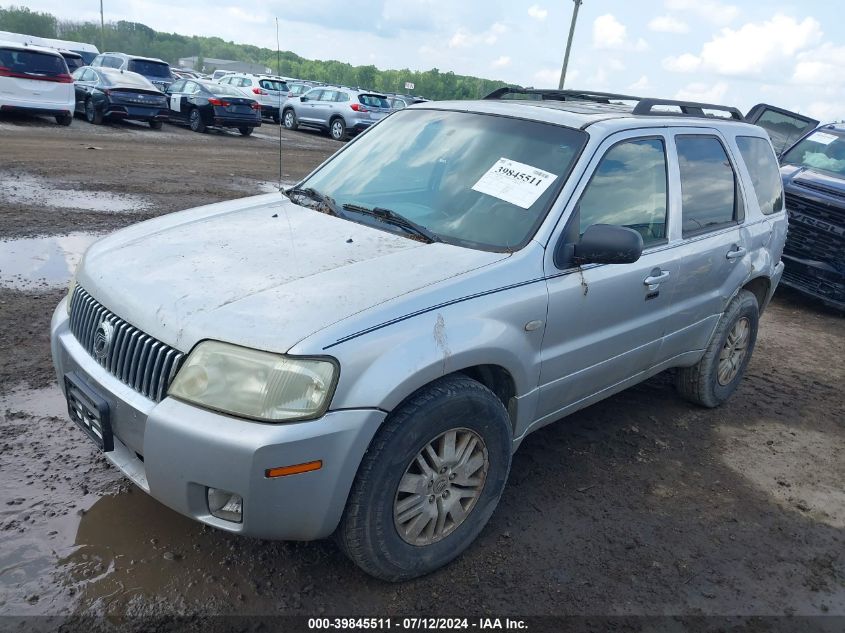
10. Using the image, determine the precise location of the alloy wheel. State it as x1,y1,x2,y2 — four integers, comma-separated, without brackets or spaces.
718,316,750,385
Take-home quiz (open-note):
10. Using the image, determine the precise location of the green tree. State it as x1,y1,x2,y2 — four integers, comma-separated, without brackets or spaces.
0,5,57,37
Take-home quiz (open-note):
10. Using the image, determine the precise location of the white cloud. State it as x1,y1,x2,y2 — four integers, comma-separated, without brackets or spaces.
448,22,507,49
665,0,739,25
675,81,729,103
527,5,548,21
592,14,648,51
533,68,561,87
805,102,844,123
791,43,845,87
662,52,701,73
225,7,265,24
492,55,511,68
648,15,689,34
663,14,823,78
628,75,650,91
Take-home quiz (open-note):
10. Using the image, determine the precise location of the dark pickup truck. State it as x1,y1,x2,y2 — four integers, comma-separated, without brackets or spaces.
747,105,844,310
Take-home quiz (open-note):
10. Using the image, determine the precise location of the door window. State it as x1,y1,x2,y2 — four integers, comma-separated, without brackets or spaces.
169,79,186,93
577,138,668,246
676,135,741,236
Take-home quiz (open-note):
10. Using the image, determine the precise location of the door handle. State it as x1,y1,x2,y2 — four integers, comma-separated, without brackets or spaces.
643,270,671,285
726,246,747,261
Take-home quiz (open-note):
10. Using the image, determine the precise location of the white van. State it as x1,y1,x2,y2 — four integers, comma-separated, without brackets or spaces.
0,40,75,125
0,30,99,64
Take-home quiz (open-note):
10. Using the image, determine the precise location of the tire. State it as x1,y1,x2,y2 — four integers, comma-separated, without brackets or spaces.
84,98,102,125
282,108,298,130
336,374,512,581
329,117,347,141
149,119,162,130
238,126,253,136
675,289,759,408
55,114,72,126
189,108,205,133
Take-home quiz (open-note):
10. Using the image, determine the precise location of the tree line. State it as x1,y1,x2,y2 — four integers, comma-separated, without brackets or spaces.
0,5,512,100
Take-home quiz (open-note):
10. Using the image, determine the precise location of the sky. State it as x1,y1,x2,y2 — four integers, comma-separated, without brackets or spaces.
22,0,845,120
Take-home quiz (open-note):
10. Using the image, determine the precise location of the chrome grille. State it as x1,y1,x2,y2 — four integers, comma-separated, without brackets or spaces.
69,287,185,402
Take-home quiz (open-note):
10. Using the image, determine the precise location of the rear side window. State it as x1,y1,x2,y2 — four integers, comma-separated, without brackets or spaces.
0,48,68,79
578,138,668,246
736,136,784,215
676,135,740,236
334,92,349,102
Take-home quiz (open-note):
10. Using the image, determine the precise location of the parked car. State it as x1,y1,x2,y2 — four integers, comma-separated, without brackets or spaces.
91,52,173,92
385,94,428,110
746,104,844,310
165,78,260,135
0,39,74,125
216,73,288,123
286,81,313,97
51,88,787,581
71,66,168,129
211,69,234,81
283,86,391,140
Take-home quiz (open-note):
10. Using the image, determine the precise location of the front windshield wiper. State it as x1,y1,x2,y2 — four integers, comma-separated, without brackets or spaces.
342,203,441,244
285,187,345,218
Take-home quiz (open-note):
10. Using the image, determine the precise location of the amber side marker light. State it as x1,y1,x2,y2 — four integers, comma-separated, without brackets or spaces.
265,460,323,478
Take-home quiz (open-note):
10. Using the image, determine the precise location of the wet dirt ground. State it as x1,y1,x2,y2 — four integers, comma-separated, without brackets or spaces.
0,112,843,619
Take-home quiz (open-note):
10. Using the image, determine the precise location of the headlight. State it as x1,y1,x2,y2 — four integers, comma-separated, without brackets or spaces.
168,341,338,422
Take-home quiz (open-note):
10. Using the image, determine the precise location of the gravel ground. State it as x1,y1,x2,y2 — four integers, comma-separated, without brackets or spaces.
0,111,843,620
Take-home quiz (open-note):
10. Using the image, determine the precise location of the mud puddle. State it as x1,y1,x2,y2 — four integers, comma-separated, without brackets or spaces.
1,172,150,213
0,232,102,290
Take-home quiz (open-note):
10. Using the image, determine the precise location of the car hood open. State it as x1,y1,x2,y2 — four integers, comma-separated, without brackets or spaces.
78,193,507,353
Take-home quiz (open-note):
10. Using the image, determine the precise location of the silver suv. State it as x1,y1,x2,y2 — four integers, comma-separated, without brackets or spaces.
217,73,289,123
51,89,787,581
282,86,391,140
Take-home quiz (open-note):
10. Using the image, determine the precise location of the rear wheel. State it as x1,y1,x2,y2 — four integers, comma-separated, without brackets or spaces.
84,98,102,125
283,109,298,130
55,113,72,126
330,117,347,141
675,289,759,407
238,126,253,136
149,119,162,130
336,374,512,581
188,108,205,133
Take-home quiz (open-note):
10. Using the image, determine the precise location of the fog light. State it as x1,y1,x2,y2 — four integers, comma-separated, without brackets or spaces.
207,488,243,523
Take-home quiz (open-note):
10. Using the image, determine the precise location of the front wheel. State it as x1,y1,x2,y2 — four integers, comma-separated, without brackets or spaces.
188,108,205,133
282,109,298,130
329,117,347,141
336,374,512,581
238,126,253,136
675,289,759,407
149,119,162,130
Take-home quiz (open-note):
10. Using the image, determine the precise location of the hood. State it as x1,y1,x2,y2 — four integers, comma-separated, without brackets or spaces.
781,164,845,199
79,193,506,353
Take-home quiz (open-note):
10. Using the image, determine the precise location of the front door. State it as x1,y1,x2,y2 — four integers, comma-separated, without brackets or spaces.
536,131,682,425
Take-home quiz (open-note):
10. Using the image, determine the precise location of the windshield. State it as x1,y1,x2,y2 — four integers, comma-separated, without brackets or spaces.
128,59,170,78
260,79,287,92
300,109,587,250
782,129,845,178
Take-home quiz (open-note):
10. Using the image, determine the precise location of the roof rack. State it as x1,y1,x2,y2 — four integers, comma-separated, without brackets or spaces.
484,87,744,121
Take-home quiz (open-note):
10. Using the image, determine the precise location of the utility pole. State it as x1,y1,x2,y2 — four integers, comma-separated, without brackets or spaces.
99,0,105,51
558,0,582,89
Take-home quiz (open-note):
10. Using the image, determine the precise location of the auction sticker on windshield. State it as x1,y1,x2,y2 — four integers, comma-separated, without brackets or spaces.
472,157,557,209
808,131,838,145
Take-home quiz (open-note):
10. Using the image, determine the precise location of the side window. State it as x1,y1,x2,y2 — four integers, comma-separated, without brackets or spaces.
184,82,198,95
578,138,668,246
736,136,784,215
169,79,185,93
218,77,230,84
334,92,349,102
320,90,336,102
304,89,322,100
105,56,122,68
90,56,101,67
676,135,740,236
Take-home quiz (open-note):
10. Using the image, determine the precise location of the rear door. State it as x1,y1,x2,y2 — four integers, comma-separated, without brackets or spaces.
745,103,819,157
312,89,336,126
0,46,73,108
165,79,188,121
659,129,751,360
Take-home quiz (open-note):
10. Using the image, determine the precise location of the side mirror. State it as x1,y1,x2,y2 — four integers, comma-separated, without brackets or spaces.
300,96,308,102
573,224,643,265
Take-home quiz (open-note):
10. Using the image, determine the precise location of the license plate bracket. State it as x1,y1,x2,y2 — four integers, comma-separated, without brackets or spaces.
64,372,113,452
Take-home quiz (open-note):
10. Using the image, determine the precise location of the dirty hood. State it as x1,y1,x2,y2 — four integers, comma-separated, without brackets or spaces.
79,193,506,353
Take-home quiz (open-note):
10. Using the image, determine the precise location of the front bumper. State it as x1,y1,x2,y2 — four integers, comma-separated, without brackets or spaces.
780,254,845,310
50,299,384,540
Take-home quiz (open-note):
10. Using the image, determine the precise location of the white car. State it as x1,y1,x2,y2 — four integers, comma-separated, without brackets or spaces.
216,72,289,123
0,39,75,125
